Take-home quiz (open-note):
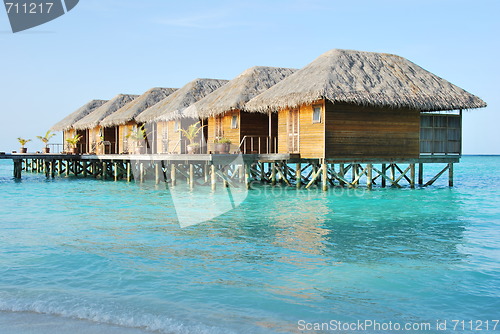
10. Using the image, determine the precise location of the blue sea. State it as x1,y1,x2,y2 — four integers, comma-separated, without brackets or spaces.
0,156,499,333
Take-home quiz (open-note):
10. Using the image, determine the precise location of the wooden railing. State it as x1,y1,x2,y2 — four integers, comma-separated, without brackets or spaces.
239,136,278,154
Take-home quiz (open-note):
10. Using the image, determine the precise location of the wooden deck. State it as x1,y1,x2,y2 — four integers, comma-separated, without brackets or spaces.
0,152,459,189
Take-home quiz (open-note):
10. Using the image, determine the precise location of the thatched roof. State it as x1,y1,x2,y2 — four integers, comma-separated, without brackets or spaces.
246,49,487,113
73,94,139,130
51,99,107,132
183,66,297,118
136,78,228,123
100,87,177,127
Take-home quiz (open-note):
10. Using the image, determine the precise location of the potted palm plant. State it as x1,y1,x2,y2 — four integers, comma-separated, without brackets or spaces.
214,137,231,154
179,121,205,154
17,138,31,153
37,130,56,153
126,126,147,154
66,134,82,154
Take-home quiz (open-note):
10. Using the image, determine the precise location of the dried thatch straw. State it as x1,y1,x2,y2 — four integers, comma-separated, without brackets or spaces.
100,87,177,127
183,66,297,118
51,99,107,132
136,78,228,123
73,94,139,130
245,49,487,113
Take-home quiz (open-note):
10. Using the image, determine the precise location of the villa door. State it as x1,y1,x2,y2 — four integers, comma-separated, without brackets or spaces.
215,115,224,139
288,109,299,153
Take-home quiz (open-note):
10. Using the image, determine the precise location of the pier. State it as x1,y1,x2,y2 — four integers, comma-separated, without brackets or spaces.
1,153,457,189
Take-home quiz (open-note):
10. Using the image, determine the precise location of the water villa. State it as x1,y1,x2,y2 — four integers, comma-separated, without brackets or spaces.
100,87,178,154
135,78,228,154
72,94,139,154
184,66,297,154
4,49,486,190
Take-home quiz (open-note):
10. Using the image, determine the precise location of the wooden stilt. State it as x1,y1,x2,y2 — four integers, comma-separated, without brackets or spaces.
171,163,176,186
211,164,216,191
410,163,415,188
126,162,132,182
381,164,386,188
390,164,396,183
239,164,245,184
51,160,56,178
271,163,276,186
102,162,107,180
83,161,87,177
296,163,301,188
13,160,22,179
353,164,359,187
245,164,251,189
322,162,328,191
418,163,424,186
139,162,144,183
448,162,454,187
189,164,194,189
114,162,118,181
367,164,373,189
204,164,209,184
260,163,266,183
155,162,161,185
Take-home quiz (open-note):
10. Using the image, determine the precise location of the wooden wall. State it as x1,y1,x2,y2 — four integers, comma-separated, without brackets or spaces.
277,100,326,158
207,111,240,152
325,102,420,159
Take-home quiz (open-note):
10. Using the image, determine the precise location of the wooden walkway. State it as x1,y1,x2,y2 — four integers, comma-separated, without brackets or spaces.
0,153,459,190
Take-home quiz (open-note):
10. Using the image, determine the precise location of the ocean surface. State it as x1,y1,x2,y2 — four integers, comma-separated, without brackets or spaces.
0,156,499,333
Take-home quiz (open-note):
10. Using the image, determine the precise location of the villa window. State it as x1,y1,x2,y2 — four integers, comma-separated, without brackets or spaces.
312,105,322,123
174,120,180,132
231,115,239,129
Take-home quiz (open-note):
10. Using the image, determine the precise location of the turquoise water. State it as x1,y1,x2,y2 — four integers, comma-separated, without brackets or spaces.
0,157,499,333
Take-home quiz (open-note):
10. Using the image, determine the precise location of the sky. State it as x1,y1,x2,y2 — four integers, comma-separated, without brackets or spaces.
0,0,498,154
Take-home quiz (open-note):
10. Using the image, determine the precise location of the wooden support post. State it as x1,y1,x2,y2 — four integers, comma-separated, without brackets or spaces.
448,162,454,187
390,164,396,183
51,160,56,178
260,163,266,183
189,164,194,189
367,164,373,189
155,162,161,185
13,160,22,179
127,162,132,182
45,161,50,178
410,163,415,188
139,162,144,183
322,162,328,191
239,164,245,183
66,160,70,177
114,162,118,181
204,164,209,183
211,164,216,191
381,164,386,188
418,163,424,186
83,161,87,177
296,163,301,188
271,163,276,186
245,164,251,190
353,164,359,187
171,163,176,186
102,162,107,180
